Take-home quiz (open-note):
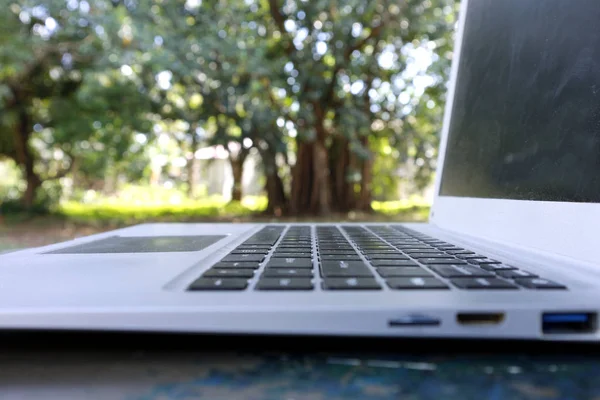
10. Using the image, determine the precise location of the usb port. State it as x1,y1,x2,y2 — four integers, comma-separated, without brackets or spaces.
389,314,440,327
542,312,597,334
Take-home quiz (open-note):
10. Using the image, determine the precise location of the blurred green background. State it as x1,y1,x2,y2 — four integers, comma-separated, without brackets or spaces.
0,0,458,250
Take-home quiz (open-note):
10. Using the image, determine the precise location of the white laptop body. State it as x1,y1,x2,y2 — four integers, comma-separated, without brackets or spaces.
1,0,599,341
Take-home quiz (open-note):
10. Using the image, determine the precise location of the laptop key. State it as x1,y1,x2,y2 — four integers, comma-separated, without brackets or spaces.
319,250,359,255
188,278,248,291
321,254,362,261
419,258,466,265
429,265,495,278
407,252,451,258
402,249,443,254
268,258,313,268
231,249,269,255
213,262,261,269
514,278,567,289
277,245,312,250
361,250,400,255
455,253,485,259
386,277,450,290
256,278,313,290
445,250,473,255
467,258,501,265
221,254,265,263
203,268,255,278
480,264,517,272
322,277,381,290
236,245,272,250
272,252,312,259
370,260,419,267
321,263,374,277
263,268,313,277
496,270,538,279
451,278,519,289
377,267,433,277
366,254,410,260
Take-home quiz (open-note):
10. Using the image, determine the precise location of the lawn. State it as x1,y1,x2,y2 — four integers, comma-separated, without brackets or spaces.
0,197,430,251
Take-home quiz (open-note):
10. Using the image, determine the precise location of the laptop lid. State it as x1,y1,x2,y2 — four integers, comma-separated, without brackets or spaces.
430,0,600,265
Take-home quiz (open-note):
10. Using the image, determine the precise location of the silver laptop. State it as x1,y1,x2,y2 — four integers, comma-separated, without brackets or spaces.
2,0,599,341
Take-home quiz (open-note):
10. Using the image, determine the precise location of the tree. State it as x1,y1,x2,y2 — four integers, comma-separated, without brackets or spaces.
0,1,149,209
263,0,456,214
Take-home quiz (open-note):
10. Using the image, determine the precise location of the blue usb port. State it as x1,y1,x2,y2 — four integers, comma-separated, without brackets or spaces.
542,312,597,334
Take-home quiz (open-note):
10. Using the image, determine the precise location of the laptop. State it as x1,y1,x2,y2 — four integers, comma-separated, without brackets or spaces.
1,0,599,341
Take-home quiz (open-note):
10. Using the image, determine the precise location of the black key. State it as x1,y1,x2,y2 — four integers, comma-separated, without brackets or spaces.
358,245,394,250
386,277,450,290
213,261,261,269
321,254,362,261
515,278,567,289
277,245,312,250
322,277,381,290
429,265,495,278
445,250,473,255
455,253,485,259
467,258,501,265
480,264,517,272
318,245,354,250
496,269,538,279
361,249,398,253
402,249,442,254
256,278,313,290
370,260,419,267
203,268,255,278
244,239,279,246
237,245,272,250
419,258,466,265
434,245,461,250
451,277,519,289
366,254,410,260
321,261,373,277
394,246,432,251
221,254,265,263
188,278,248,291
319,250,359,255
263,268,313,277
421,241,447,245
280,239,312,243
377,267,433,277
231,248,269,255
267,258,314,268
272,252,312,258
407,252,450,258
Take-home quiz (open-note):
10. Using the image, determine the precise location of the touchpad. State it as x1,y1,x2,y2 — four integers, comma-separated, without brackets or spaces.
43,235,227,254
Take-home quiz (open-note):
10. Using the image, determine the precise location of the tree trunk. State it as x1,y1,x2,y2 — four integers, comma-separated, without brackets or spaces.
13,110,40,210
187,126,199,198
290,105,332,215
329,136,355,212
310,138,331,215
356,136,373,212
259,148,287,215
230,157,244,202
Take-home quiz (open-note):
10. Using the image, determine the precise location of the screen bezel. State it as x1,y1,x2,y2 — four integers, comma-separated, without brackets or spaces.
430,0,599,265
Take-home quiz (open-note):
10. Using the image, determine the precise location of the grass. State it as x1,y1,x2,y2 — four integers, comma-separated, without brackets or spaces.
0,196,430,250
56,196,269,226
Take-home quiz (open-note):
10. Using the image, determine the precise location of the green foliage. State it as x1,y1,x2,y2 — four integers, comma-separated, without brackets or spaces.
0,0,458,214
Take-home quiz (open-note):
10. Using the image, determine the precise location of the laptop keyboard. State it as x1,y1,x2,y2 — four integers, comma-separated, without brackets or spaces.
188,225,567,292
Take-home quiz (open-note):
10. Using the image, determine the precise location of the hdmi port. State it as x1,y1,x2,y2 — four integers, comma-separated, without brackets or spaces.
457,312,505,325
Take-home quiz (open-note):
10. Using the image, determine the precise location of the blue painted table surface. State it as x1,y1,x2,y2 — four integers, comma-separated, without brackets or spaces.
1,351,599,400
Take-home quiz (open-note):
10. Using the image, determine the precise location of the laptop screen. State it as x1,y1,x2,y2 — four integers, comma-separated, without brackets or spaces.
438,0,600,203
